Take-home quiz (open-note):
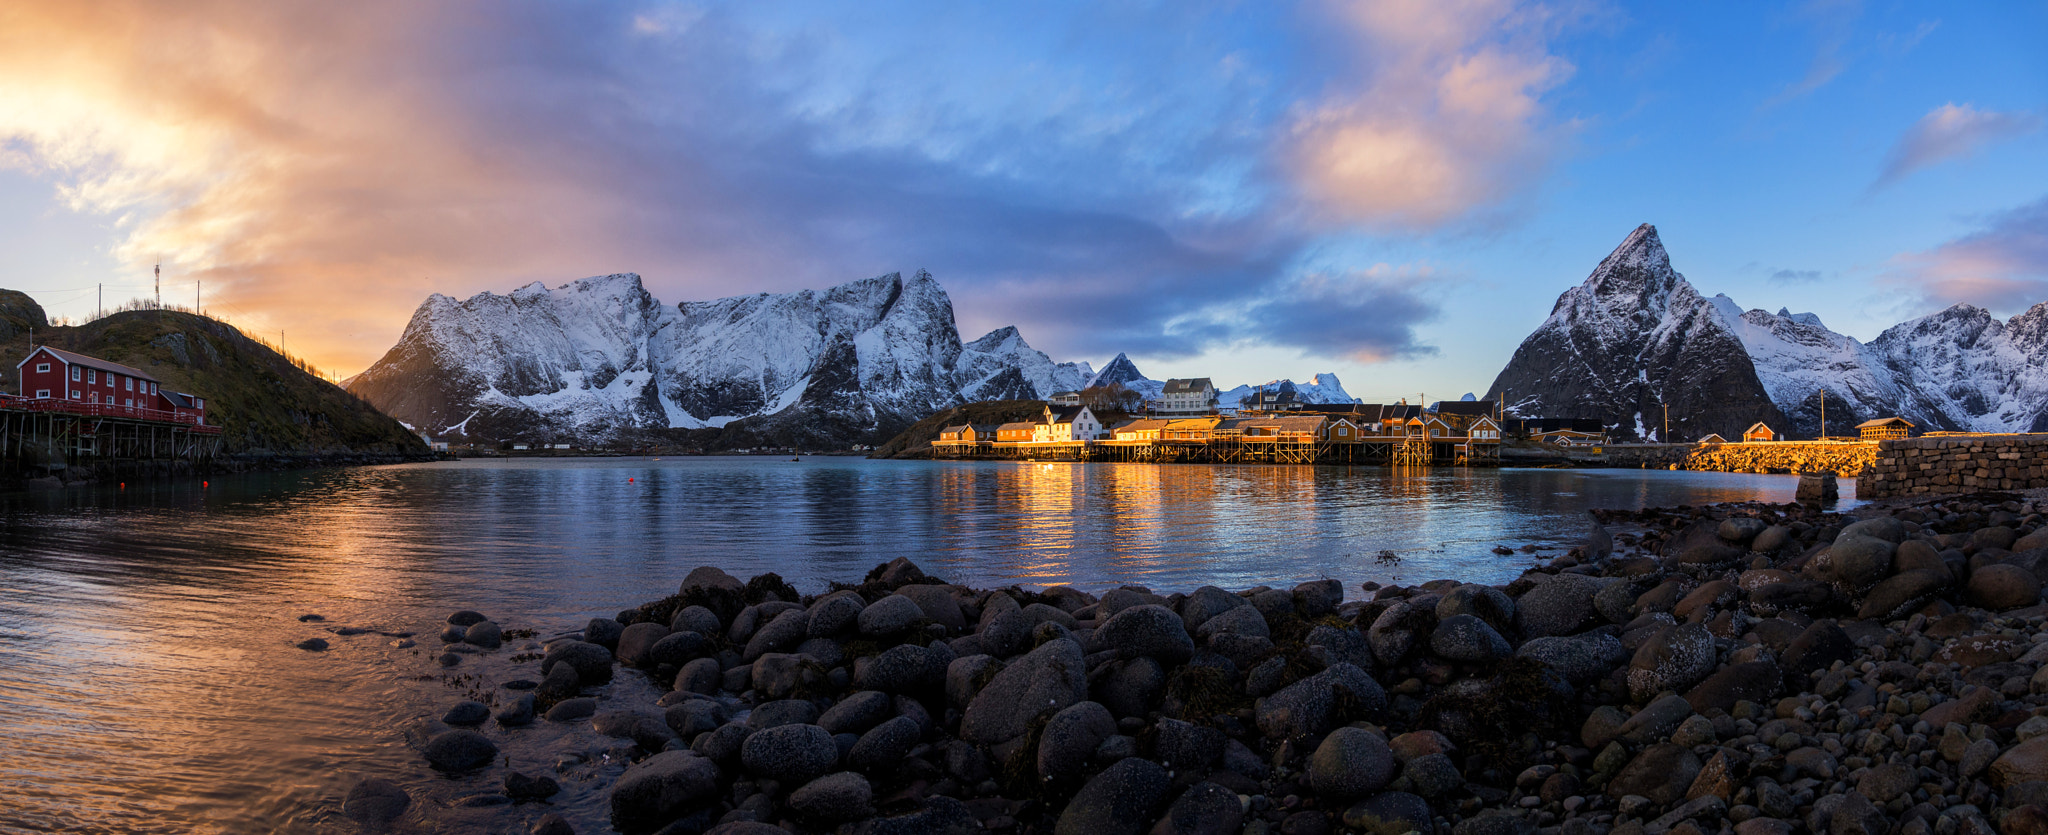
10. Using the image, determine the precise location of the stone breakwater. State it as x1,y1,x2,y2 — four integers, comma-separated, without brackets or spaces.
346,494,2048,835
1861,436,2048,499
1599,443,1878,478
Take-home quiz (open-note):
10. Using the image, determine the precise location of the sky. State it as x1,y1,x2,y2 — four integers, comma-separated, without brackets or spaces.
0,0,2043,401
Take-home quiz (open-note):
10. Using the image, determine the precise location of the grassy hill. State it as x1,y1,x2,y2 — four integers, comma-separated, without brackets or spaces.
0,295,427,458
867,399,1047,459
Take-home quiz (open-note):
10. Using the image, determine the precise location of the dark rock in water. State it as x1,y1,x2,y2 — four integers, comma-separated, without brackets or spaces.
593,709,677,753
1838,516,1904,543
296,638,329,652
745,699,820,729
505,771,561,801
847,715,920,773
1627,622,1717,701
671,605,722,637
297,614,326,623
1430,614,1510,662
1154,781,1245,835
1258,663,1385,740
541,640,614,684
1606,742,1700,806
442,700,490,726
545,697,597,723
1437,585,1516,633
1193,604,1269,641
535,662,580,705
692,722,751,764
1309,726,1395,798
423,729,498,772
896,583,966,630
617,622,670,666
1055,757,1170,835
496,693,536,727
1294,579,1344,618
1094,605,1194,664
1367,601,1430,665
675,657,721,695
663,699,726,739
1719,517,1767,543
752,653,823,701
1037,701,1116,784
789,771,874,821
608,750,723,834
447,610,488,627
682,565,746,595
961,638,1087,745
1181,586,1249,632
436,652,461,667
743,609,810,662
584,617,625,651
502,679,538,691
464,620,503,649
740,723,838,785
855,643,947,694
341,776,411,824
1513,573,1603,637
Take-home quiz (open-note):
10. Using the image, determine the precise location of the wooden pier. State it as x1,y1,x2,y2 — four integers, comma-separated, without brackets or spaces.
0,395,223,476
932,434,1502,466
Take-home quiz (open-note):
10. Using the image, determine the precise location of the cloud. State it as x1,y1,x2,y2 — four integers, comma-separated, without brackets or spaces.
1769,268,1822,284
1239,265,1443,362
1762,0,1861,109
1875,103,2041,188
1282,0,1574,230
1885,196,2048,314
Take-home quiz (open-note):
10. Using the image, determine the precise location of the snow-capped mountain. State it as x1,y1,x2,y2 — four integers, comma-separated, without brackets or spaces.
348,270,1087,444
1487,224,2048,440
1218,375,1361,409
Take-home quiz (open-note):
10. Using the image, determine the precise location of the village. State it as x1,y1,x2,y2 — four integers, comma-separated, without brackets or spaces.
931,377,1930,470
1,343,221,473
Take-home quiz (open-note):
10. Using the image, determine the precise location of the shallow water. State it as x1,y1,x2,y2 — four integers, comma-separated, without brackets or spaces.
0,457,1855,833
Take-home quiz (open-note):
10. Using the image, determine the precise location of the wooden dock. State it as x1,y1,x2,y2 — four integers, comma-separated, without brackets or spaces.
931,435,1501,466
0,394,223,476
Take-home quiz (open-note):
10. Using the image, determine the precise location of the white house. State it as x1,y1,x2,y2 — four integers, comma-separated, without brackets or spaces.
1042,404,1103,441
1156,378,1217,416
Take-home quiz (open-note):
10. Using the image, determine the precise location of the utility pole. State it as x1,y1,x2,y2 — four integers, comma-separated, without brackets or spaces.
154,263,161,309
196,278,201,315
1662,403,1669,444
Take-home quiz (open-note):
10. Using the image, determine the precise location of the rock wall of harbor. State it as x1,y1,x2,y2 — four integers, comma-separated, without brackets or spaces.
1599,442,1877,477
1860,435,2048,498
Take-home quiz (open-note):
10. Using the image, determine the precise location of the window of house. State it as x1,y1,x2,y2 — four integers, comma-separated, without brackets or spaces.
34,389,48,398
34,363,48,373
71,367,81,381
70,389,80,399
125,378,133,391
89,370,98,384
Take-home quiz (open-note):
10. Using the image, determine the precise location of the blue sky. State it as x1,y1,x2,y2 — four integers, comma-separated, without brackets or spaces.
0,0,2042,399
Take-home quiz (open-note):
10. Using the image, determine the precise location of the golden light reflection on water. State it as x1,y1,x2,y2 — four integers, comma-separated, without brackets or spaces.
0,459,1852,832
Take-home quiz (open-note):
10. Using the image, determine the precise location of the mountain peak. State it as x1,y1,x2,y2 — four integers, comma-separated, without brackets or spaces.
1586,224,1672,289
1086,353,1147,389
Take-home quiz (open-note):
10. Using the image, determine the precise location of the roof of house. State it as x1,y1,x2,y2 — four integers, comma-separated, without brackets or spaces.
1115,418,1171,432
996,422,1037,432
969,423,1000,434
941,424,972,435
160,390,198,409
18,345,161,383
1431,401,1496,417
1856,417,1916,428
1239,415,1329,431
1161,378,1214,394
1163,417,1221,429
1745,422,1774,433
1048,405,1091,425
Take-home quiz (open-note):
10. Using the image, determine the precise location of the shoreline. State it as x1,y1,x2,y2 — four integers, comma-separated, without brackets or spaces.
345,490,2047,835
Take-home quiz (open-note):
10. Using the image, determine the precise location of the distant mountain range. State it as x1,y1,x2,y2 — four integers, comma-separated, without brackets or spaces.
1487,224,2048,441
347,271,1354,445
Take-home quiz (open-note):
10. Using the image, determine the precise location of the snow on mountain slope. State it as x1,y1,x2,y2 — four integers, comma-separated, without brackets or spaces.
350,270,1084,443
1217,374,1360,408
1487,223,2048,439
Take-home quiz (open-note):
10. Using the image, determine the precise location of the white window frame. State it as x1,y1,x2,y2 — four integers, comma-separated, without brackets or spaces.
125,398,133,408
88,369,96,384
125,378,133,391
71,367,80,382
34,362,48,373
69,389,80,400
34,389,48,399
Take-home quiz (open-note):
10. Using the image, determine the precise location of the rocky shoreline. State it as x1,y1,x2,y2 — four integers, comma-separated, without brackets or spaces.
347,491,2048,835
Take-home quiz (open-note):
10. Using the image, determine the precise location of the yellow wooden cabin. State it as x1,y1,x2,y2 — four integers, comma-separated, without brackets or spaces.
995,421,1038,443
1856,417,1914,441
1742,422,1776,443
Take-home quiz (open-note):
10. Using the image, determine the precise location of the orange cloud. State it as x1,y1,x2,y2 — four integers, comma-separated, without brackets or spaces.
1285,0,1573,230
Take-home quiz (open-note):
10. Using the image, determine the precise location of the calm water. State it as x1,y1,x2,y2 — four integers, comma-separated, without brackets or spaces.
0,457,1855,833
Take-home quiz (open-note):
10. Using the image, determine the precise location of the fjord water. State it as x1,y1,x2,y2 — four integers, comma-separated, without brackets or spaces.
0,458,1851,833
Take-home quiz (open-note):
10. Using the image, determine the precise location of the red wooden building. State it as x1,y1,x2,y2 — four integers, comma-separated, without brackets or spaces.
14,345,208,425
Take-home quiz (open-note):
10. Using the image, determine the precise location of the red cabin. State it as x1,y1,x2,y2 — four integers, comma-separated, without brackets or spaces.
14,345,206,424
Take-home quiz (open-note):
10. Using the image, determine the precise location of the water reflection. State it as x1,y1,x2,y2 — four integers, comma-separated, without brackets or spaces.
0,458,1853,832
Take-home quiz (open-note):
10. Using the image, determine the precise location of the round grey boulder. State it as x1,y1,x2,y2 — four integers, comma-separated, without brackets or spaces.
1430,614,1510,662
847,715,921,773
857,594,924,637
463,620,503,649
806,593,865,637
609,750,723,834
739,723,838,784
1513,573,1603,637
341,776,411,824
423,729,497,772
1055,757,1170,835
1966,563,2040,610
541,640,614,684
1309,726,1395,798
1627,622,1717,701
441,700,490,727
1093,605,1195,664
789,771,874,821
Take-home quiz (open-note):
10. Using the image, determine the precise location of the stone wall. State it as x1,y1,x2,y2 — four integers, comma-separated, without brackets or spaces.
1859,435,2048,498
1599,441,1876,476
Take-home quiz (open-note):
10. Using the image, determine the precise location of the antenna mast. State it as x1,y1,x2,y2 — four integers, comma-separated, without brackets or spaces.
154,263,161,309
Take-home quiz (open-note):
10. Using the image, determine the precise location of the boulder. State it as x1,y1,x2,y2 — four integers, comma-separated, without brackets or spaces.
1038,701,1117,784
1180,586,1249,632
1514,574,1603,637
818,690,895,736
1193,605,1269,641
739,723,839,785
423,729,497,772
1368,601,1431,665
341,777,411,825
1055,757,1170,835
1606,743,1701,806
1827,536,1897,593
1256,662,1385,740
858,594,925,637
1779,620,1853,689
1966,563,2041,610
896,584,967,630
847,715,921,773
1627,622,1717,701
1437,585,1515,633
1684,661,1782,714
1429,614,1510,662
1151,782,1245,835
961,638,1088,745
1308,726,1395,798
542,640,614,684
1857,569,1951,621
463,620,503,649
609,750,723,834
617,622,670,666
742,609,809,662
789,771,874,821
1517,632,1627,683
1094,605,1195,664
1342,792,1434,835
